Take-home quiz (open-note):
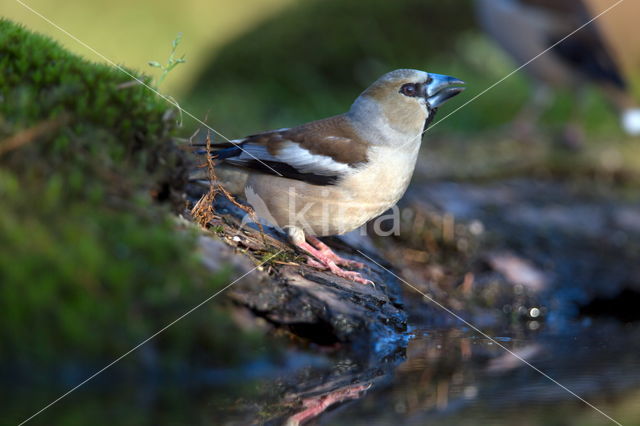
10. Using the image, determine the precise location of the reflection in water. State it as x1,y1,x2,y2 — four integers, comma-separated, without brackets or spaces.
329,324,640,425
9,322,640,425
284,383,371,426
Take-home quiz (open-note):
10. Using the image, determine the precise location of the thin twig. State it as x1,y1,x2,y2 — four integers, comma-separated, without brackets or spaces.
0,114,70,156
190,130,218,227
190,131,265,245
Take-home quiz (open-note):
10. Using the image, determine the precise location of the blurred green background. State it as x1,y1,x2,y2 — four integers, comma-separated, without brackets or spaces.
3,0,296,96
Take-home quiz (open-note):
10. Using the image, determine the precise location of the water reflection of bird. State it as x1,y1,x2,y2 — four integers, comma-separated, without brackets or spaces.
475,0,640,146
196,69,464,284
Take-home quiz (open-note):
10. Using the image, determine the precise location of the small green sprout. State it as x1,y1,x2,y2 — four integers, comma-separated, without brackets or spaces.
148,32,187,87
148,32,187,126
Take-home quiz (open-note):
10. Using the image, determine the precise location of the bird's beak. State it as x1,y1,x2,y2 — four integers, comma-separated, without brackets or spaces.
425,73,465,108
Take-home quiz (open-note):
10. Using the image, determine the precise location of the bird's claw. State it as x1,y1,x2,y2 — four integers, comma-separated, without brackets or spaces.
325,261,374,286
335,258,366,269
297,237,374,285
306,257,374,286
306,257,328,270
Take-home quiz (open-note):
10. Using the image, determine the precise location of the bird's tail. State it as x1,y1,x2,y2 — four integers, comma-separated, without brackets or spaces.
183,139,249,194
184,140,243,160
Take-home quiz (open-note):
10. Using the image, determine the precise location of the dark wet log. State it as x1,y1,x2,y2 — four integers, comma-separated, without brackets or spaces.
194,195,408,359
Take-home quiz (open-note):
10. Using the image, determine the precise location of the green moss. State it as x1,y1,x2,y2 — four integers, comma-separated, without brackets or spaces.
0,19,271,370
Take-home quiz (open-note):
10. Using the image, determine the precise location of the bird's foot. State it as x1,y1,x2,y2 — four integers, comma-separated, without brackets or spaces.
298,240,373,285
322,260,374,286
326,263,374,285
306,235,366,269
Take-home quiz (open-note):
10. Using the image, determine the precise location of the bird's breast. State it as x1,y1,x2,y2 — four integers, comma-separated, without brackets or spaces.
342,143,420,216
245,143,421,237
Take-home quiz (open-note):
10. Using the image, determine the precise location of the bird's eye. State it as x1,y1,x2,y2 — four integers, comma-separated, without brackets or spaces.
400,83,418,97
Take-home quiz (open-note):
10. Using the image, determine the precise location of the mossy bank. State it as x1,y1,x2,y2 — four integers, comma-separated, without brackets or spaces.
0,19,271,376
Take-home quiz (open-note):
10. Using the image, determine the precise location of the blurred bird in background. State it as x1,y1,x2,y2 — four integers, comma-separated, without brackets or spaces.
475,0,640,147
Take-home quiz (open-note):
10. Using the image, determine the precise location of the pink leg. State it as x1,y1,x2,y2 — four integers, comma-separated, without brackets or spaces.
306,236,366,269
296,240,373,286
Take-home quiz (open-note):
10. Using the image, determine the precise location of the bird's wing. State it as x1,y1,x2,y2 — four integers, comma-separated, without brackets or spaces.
521,0,626,88
209,115,369,186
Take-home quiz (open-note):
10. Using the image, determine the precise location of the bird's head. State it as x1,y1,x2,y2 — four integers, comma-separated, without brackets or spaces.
350,69,465,144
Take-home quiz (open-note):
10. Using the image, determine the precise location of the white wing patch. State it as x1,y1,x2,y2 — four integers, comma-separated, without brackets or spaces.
229,140,354,177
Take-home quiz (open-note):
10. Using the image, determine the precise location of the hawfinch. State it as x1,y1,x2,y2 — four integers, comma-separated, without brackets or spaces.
475,0,640,143
201,69,464,284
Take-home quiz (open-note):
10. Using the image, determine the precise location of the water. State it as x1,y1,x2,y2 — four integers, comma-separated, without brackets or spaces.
9,321,640,425
329,323,640,425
